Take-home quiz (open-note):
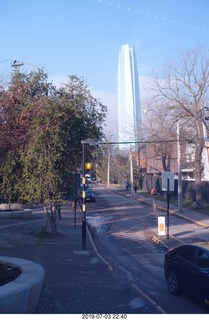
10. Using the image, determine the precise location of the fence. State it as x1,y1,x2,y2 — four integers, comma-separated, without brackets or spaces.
141,175,209,205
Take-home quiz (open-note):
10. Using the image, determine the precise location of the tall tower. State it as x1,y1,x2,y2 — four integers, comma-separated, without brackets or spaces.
118,44,141,150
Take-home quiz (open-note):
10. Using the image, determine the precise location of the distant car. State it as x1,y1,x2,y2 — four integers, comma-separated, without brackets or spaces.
85,189,95,202
164,244,209,305
85,174,92,183
86,177,92,183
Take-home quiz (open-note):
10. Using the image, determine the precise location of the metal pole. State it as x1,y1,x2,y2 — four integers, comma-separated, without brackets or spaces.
130,150,134,194
82,143,86,250
177,121,183,212
167,178,170,239
74,200,76,228
107,134,114,188
107,152,110,187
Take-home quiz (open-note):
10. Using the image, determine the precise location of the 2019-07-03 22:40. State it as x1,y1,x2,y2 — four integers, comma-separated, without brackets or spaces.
81,314,128,319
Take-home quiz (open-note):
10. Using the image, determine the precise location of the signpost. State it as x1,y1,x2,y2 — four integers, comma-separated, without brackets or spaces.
162,171,174,192
81,139,97,250
162,171,174,239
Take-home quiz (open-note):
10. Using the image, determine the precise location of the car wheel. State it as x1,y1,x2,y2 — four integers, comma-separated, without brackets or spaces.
167,270,180,295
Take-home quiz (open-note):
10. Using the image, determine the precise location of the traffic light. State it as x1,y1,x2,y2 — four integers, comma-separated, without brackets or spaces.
85,163,92,171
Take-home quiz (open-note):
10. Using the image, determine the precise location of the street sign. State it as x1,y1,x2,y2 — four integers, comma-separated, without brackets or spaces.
161,171,174,191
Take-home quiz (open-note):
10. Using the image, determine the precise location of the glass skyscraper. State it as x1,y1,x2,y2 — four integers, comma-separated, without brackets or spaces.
118,44,141,150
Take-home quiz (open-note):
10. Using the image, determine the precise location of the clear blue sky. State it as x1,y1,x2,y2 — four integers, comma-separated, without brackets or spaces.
1,0,209,133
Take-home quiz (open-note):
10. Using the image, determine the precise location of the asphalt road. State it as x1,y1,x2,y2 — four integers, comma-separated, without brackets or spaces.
86,184,209,314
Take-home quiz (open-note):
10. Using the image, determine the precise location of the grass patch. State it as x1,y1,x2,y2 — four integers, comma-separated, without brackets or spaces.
35,221,49,246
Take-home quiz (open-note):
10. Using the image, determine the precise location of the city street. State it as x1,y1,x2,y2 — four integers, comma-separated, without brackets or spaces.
86,184,209,314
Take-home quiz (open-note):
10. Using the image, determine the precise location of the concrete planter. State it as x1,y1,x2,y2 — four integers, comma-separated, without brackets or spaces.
0,257,45,314
0,209,32,219
0,204,25,210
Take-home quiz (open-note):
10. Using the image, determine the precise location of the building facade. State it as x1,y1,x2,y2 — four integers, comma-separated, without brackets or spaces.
118,44,141,150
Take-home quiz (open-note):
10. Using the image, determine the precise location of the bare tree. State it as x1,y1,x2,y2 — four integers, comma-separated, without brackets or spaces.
142,102,177,172
152,46,209,207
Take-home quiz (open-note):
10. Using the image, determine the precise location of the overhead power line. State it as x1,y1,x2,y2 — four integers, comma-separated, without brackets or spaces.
100,138,198,145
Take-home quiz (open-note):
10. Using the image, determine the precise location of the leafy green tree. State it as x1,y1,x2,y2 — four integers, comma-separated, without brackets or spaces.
0,150,22,206
0,72,107,233
26,75,105,232
0,69,53,159
0,69,54,204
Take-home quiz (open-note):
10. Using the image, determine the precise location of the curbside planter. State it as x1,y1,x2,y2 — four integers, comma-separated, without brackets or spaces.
0,204,25,210
0,257,45,314
0,209,32,219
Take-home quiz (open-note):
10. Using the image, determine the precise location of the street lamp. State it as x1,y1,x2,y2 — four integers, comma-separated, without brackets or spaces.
107,133,115,188
107,151,111,188
11,60,42,71
129,148,134,194
177,120,183,212
81,138,97,250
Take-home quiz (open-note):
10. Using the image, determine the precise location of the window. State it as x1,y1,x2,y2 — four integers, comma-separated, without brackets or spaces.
196,249,209,268
178,246,196,262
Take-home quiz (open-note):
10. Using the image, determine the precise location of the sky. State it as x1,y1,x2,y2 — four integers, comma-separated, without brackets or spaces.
0,0,209,137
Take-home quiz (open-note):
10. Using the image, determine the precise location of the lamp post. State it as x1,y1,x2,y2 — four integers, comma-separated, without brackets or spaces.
107,133,115,188
81,139,97,250
129,149,134,194
11,60,41,71
177,120,183,212
107,151,110,188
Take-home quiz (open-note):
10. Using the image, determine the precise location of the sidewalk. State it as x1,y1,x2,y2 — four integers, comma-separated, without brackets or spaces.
114,187,209,250
2,187,209,314
0,205,162,314
145,196,209,250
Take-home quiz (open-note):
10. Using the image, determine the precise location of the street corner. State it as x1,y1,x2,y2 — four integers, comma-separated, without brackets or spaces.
152,234,175,251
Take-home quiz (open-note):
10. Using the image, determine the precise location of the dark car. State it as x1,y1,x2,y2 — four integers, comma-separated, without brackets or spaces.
164,243,209,305
85,189,95,202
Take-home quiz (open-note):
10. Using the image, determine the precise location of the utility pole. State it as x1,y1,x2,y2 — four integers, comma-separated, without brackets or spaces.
107,151,110,188
107,133,114,188
177,121,183,212
129,150,134,194
81,139,97,250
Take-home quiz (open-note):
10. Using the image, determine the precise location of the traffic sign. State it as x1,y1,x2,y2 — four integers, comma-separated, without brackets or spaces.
161,171,174,191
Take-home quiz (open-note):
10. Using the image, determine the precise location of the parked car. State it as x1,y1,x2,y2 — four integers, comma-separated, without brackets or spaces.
85,189,95,202
164,244,209,305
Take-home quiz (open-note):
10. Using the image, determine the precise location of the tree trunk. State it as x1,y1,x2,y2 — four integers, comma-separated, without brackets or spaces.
44,204,58,234
162,154,171,172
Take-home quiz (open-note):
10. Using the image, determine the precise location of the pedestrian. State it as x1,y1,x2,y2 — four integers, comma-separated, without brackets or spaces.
139,175,143,190
126,182,129,193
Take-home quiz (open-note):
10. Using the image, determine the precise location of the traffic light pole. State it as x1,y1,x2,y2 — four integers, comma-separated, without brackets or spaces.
82,142,86,250
81,138,97,250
